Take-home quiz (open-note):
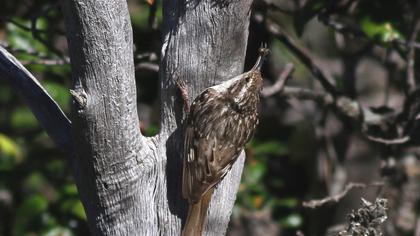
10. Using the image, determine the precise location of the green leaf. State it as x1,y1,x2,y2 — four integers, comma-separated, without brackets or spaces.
42,81,71,111
71,201,86,220
130,4,151,28
40,212,59,230
6,18,50,55
252,141,289,156
0,133,22,159
17,194,48,216
10,107,39,129
46,159,66,175
62,184,78,196
34,16,48,31
60,199,86,220
14,194,49,235
23,172,47,193
276,198,299,208
360,17,402,43
144,124,159,136
0,133,23,170
246,162,266,184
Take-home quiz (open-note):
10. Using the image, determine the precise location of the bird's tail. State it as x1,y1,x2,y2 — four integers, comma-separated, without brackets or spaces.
182,188,214,236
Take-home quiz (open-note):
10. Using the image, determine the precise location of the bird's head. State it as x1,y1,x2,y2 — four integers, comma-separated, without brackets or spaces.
227,46,269,106
209,45,269,109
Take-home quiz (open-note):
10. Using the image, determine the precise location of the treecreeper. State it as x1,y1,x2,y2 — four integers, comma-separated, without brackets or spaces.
181,46,269,236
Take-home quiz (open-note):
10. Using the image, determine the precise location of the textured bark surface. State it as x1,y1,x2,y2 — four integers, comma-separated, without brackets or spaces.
62,1,151,235
54,0,253,235
159,1,253,235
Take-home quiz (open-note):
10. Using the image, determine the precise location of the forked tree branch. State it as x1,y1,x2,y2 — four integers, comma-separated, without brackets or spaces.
3,0,260,235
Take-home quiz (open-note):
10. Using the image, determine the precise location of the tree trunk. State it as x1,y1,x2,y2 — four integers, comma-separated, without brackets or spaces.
158,0,253,235
2,0,253,235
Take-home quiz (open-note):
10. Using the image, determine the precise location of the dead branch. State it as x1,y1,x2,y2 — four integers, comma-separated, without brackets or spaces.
135,62,159,72
262,63,294,97
303,182,384,209
302,183,366,209
255,14,339,97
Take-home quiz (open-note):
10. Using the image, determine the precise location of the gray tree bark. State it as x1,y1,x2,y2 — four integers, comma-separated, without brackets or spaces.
1,0,253,235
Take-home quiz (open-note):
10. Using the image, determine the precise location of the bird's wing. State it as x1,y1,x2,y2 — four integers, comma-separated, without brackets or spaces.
182,89,247,203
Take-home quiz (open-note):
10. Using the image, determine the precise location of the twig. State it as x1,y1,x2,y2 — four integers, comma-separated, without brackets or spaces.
135,52,158,61
0,17,50,34
0,4,65,59
21,58,69,66
396,39,420,50
363,133,410,145
135,62,159,72
282,86,333,104
257,14,415,146
261,63,294,97
302,182,383,209
257,15,339,97
281,85,412,145
318,15,420,50
0,42,69,66
1,17,65,58
282,86,361,121
30,19,64,59
303,183,366,209
318,16,365,39
1,41,42,56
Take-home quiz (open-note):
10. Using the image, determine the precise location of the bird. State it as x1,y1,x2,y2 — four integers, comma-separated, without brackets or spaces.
181,45,269,236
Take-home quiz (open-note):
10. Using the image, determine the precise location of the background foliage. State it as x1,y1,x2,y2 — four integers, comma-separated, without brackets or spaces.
1,0,420,235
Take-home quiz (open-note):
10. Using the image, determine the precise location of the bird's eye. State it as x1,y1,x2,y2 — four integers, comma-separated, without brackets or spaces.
245,77,250,83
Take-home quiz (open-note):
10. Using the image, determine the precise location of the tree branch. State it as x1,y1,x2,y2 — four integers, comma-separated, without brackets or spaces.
303,183,367,209
302,182,384,209
268,83,413,145
0,46,72,152
255,13,414,146
62,0,148,234
317,14,420,51
261,63,294,97
256,15,340,97
135,62,159,73
282,86,334,104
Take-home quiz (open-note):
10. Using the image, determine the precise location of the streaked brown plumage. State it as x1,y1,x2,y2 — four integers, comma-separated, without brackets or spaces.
181,47,269,236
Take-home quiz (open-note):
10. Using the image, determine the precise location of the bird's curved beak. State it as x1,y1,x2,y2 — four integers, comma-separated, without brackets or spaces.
251,45,269,71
